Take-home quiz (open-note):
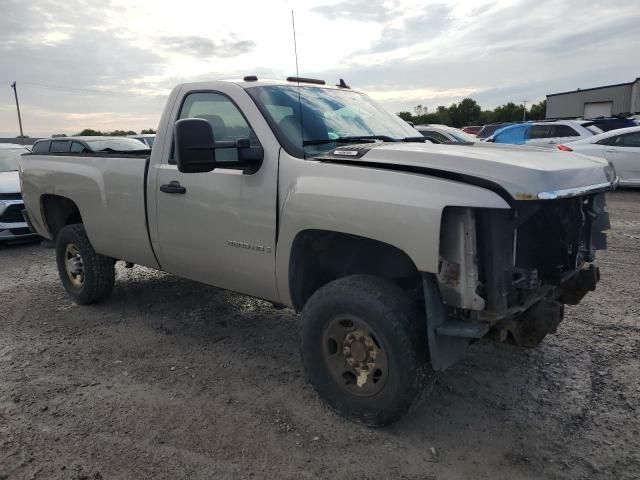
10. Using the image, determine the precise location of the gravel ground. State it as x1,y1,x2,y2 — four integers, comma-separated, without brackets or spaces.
1,190,639,480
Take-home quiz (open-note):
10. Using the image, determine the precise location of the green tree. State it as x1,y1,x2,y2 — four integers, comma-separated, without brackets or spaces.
492,102,522,122
449,98,482,127
398,111,413,122
528,100,547,120
140,128,156,134
414,105,427,116
76,128,103,136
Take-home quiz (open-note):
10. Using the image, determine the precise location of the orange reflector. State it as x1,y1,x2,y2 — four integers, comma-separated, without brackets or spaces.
557,145,573,151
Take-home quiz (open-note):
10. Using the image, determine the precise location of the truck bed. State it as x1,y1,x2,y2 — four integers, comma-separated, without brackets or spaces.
20,152,159,268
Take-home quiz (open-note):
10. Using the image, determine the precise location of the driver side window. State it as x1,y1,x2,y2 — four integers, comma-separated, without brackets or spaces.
177,92,258,161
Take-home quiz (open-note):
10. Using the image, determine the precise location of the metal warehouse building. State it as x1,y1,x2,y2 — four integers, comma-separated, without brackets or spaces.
546,77,640,119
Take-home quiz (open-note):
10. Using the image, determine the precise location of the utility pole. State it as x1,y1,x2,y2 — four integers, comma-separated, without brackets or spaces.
10,81,24,137
522,99,527,122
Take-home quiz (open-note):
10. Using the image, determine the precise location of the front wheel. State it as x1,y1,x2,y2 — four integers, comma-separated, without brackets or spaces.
300,275,428,426
55,224,115,305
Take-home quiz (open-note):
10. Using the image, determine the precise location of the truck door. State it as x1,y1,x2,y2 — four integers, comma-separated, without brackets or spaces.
153,88,279,302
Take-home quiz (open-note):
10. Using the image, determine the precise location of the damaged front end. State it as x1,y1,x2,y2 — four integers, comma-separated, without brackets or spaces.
427,192,610,370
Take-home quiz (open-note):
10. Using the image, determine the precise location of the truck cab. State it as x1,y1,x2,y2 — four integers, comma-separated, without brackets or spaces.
21,77,615,426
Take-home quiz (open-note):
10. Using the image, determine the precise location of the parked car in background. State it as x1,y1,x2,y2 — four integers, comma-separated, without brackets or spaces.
128,134,156,148
32,137,151,154
462,125,482,136
585,116,638,132
558,126,640,187
0,144,38,242
476,123,515,139
415,124,478,143
487,120,602,147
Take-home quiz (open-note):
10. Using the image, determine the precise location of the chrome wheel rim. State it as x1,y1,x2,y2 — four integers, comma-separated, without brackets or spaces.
64,243,84,288
322,315,389,397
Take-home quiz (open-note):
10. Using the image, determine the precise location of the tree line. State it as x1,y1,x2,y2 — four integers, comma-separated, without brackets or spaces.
52,128,156,137
398,99,547,127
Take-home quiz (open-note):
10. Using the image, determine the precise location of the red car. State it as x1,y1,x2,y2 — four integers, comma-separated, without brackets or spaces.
462,125,482,136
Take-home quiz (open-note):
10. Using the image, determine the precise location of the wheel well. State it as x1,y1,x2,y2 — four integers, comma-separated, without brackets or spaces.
41,194,82,239
289,230,421,311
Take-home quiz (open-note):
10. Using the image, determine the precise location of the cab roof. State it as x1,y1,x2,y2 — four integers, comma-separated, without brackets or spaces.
183,77,354,92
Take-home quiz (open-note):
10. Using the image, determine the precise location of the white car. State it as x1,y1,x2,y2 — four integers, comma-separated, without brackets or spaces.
488,120,602,147
414,124,478,143
128,134,155,148
559,126,640,187
0,143,38,241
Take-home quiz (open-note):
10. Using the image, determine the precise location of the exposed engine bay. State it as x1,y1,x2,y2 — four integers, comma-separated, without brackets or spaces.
436,192,609,348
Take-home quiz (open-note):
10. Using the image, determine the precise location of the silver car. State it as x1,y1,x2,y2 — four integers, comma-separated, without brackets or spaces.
415,124,478,144
559,126,640,187
0,143,38,242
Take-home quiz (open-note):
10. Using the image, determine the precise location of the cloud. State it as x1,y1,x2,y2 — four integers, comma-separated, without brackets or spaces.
312,0,397,22
159,35,255,58
0,0,639,136
367,4,452,53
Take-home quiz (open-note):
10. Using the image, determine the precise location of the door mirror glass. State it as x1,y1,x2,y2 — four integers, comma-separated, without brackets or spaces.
174,118,216,173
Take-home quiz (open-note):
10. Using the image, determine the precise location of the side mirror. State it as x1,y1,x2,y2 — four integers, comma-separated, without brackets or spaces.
174,118,216,173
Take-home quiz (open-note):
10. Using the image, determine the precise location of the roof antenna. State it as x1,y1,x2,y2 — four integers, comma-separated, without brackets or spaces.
291,10,305,158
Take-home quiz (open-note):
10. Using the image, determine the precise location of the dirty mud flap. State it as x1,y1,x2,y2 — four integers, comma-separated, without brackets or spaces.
423,274,481,370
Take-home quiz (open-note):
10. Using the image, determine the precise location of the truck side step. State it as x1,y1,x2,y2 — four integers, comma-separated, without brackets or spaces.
435,320,489,338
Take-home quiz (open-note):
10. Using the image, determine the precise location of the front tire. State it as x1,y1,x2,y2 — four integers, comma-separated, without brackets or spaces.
300,275,427,426
55,224,115,305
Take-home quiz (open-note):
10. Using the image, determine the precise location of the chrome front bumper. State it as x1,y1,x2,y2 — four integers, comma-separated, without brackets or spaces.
0,199,38,241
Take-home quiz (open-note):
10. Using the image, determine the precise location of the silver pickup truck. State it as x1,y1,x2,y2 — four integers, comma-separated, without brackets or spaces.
20,77,614,426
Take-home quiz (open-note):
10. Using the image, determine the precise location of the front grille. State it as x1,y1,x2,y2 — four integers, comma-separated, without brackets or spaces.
0,192,22,200
0,204,25,223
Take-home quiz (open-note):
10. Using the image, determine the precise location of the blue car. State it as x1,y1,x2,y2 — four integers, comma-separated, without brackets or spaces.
487,120,602,147
586,117,638,132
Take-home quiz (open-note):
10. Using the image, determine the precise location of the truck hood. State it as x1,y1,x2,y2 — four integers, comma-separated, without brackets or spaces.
321,142,615,201
0,171,20,194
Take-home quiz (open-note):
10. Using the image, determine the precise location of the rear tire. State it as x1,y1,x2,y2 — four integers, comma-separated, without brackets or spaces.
300,275,427,427
55,224,115,305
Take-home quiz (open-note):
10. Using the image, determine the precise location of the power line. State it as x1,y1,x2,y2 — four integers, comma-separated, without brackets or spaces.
2,80,156,98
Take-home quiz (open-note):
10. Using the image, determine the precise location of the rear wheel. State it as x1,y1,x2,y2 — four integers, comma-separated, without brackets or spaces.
56,224,115,304
300,275,427,426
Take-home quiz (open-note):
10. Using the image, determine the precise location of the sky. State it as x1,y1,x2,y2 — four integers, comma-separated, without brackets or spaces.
0,0,639,137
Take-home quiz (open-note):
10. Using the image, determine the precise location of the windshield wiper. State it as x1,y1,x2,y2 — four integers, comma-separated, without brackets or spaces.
97,148,151,154
303,135,398,146
402,136,430,142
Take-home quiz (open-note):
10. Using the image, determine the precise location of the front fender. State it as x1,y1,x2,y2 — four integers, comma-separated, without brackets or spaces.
276,163,510,306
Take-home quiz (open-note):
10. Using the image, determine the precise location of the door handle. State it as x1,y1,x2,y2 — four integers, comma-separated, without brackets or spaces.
160,181,186,194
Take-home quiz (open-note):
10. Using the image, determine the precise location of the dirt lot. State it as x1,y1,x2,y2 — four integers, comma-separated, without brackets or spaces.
1,190,639,480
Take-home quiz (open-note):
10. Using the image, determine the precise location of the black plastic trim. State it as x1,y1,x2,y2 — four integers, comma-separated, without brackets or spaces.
286,76,325,85
23,151,150,158
142,156,162,269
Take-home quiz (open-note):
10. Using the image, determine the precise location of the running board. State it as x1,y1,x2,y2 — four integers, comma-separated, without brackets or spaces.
435,320,489,338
